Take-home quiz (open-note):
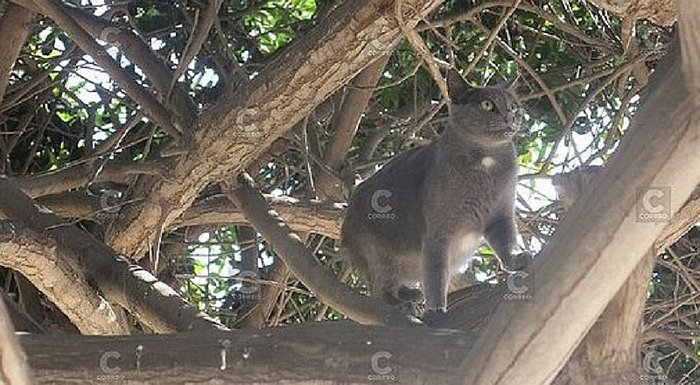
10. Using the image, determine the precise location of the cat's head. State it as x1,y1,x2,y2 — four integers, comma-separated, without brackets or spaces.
446,70,522,145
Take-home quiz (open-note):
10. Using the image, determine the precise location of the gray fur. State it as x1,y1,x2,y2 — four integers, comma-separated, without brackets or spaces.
341,72,523,313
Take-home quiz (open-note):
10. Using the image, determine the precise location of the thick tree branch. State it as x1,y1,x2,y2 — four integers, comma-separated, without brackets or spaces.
106,0,444,258
225,173,415,326
32,0,184,140
174,194,344,238
0,177,225,333
0,222,129,335
0,4,35,107
15,161,166,198
459,38,700,384
21,322,471,384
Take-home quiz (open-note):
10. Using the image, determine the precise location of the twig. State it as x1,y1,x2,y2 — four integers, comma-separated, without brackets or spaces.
32,0,184,140
395,0,450,103
462,0,521,79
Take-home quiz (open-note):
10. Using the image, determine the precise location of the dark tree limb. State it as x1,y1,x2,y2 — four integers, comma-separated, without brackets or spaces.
10,0,195,119
224,173,416,326
173,194,344,239
0,292,45,334
21,322,472,384
32,0,184,140
0,4,35,107
314,54,391,200
15,161,167,198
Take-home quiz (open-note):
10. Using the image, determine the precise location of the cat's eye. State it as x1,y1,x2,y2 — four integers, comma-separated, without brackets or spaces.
480,99,495,111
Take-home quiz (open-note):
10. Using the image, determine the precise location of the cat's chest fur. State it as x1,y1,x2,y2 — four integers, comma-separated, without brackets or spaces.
423,142,516,211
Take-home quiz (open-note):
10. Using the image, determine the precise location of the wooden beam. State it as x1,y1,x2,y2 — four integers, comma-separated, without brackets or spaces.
21,322,471,384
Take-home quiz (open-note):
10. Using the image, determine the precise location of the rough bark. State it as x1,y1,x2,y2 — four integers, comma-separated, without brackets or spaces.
551,167,648,384
0,177,225,333
459,36,700,384
0,4,35,107
585,0,676,26
173,194,344,239
225,174,415,326
0,296,36,385
21,322,471,384
104,0,444,258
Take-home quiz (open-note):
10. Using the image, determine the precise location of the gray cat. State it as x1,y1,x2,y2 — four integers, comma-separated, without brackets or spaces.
341,71,524,315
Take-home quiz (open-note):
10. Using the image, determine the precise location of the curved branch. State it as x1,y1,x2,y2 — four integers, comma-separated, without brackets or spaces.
0,4,35,107
225,173,416,326
0,222,128,335
0,177,225,333
174,194,344,238
105,0,444,258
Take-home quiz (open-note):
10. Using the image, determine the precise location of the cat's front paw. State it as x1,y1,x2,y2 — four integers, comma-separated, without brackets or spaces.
504,251,532,272
422,308,447,326
397,286,425,304
383,288,425,319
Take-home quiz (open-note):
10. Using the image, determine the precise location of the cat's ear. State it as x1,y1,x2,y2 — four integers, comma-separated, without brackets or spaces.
447,69,471,102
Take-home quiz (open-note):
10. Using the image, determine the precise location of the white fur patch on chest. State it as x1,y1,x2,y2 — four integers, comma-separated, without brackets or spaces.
481,156,497,169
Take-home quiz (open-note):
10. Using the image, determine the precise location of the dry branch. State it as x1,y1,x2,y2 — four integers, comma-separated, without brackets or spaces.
174,194,344,238
0,177,225,333
0,4,35,107
0,222,129,335
225,173,415,326
459,38,700,384
15,161,166,198
106,0,445,258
